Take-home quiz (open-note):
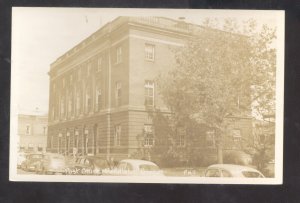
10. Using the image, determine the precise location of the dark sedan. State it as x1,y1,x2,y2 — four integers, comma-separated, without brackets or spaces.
21,153,43,172
65,156,112,175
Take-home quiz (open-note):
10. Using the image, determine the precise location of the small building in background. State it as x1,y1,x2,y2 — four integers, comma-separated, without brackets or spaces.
18,113,48,153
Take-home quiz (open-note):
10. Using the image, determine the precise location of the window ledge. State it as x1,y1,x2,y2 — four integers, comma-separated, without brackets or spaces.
145,58,155,62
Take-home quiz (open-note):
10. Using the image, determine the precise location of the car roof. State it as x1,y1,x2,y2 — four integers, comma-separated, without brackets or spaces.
207,164,260,172
120,159,158,166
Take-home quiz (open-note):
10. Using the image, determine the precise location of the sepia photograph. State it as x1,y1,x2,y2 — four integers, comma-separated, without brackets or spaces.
10,8,284,184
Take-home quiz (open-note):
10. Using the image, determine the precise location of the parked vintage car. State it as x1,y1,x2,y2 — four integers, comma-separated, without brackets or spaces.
17,152,27,169
21,153,43,171
204,164,265,178
65,156,112,175
115,159,164,176
262,159,275,177
35,153,66,175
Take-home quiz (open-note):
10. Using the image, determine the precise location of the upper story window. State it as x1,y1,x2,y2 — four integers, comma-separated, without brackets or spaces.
37,144,43,152
87,62,91,76
76,92,81,116
232,129,242,148
145,44,155,61
115,82,122,106
43,126,47,136
96,88,102,112
77,68,81,81
68,93,73,116
25,124,31,135
145,80,154,106
60,96,65,118
116,46,122,64
97,57,102,72
62,78,65,88
206,130,215,147
114,125,122,146
85,88,91,113
28,143,34,150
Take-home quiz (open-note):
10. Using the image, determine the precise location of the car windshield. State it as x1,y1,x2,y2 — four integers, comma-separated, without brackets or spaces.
242,171,263,178
205,169,221,177
139,164,159,171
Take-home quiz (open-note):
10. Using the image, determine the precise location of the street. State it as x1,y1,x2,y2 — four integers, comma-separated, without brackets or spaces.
17,168,36,175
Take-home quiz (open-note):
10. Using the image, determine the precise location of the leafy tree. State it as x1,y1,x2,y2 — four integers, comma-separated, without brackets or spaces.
156,18,276,164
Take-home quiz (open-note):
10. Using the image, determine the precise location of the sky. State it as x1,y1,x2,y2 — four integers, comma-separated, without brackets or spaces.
11,8,282,115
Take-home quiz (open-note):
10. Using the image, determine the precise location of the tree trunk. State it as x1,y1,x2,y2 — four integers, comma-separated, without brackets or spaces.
215,129,223,164
217,143,223,164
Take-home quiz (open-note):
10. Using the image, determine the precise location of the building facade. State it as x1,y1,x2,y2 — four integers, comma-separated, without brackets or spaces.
47,17,253,161
18,114,48,153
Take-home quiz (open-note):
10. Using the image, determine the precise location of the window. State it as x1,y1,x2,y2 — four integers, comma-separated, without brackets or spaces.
60,97,65,118
51,105,55,120
43,126,47,136
206,130,215,147
37,144,43,152
259,134,266,143
205,169,221,177
25,125,31,135
145,80,154,106
77,68,81,81
20,144,25,151
116,46,122,64
76,92,81,115
50,135,54,149
51,106,55,120
85,90,91,113
221,170,232,177
237,95,240,109
115,82,122,106
242,171,264,178
144,124,154,147
232,129,242,148
146,115,152,123
28,143,34,151
114,125,121,146
145,44,155,61
96,88,102,111
62,78,65,88
68,93,73,116
97,57,102,72
66,132,70,154
74,129,79,148
87,62,91,76
176,128,185,147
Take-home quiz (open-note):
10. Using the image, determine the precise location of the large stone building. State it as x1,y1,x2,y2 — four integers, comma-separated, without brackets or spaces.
18,113,48,153
47,17,253,162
